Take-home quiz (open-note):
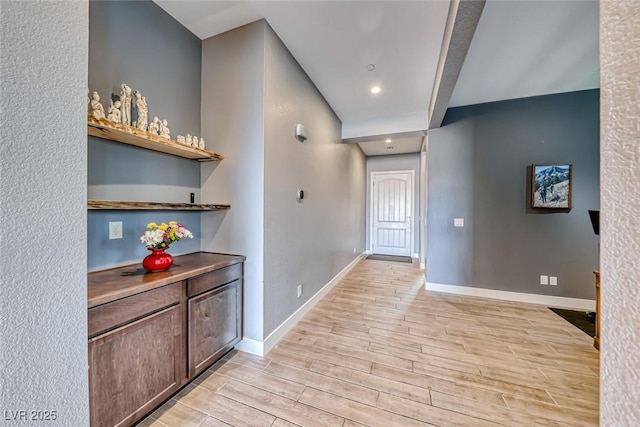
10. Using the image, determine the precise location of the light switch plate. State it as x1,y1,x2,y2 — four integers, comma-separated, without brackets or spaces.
109,221,123,240
540,275,549,285
549,276,558,286
454,218,464,227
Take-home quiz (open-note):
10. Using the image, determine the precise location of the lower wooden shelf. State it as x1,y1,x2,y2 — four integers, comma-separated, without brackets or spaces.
88,200,230,211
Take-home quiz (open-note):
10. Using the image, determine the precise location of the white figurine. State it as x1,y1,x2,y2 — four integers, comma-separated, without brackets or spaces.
198,138,205,149
90,91,105,120
192,136,198,147
107,99,121,123
134,91,148,131
120,84,132,126
87,88,91,114
148,116,160,135
186,134,192,146
159,119,170,139
176,135,185,144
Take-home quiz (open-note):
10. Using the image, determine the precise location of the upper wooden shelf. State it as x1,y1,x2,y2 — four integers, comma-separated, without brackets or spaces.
88,200,230,211
88,120,223,162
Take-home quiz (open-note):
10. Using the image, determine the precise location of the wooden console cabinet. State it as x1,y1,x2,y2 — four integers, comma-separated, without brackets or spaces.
88,252,244,427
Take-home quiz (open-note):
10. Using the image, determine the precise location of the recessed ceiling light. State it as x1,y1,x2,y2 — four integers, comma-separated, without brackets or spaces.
385,139,392,144
371,86,381,94
367,64,375,71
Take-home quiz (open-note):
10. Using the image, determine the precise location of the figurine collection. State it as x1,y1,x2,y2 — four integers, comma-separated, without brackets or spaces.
88,84,205,150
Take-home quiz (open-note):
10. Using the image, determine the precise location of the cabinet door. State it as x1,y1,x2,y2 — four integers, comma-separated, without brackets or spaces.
188,279,242,377
89,304,184,427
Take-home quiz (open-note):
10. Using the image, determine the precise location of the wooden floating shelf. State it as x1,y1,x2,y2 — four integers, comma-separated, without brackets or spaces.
88,200,230,211
88,120,223,162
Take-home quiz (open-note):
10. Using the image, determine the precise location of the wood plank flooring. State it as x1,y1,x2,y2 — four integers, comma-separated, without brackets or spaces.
139,259,599,426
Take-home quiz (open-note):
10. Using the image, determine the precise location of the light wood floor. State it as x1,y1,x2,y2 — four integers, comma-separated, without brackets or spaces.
139,259,600,426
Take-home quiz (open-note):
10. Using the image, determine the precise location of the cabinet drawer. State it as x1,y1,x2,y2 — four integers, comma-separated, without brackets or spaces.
187,263,242,297
89,281,183,338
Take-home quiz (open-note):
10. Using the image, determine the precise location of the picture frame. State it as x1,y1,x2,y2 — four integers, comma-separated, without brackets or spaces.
531,164,572,209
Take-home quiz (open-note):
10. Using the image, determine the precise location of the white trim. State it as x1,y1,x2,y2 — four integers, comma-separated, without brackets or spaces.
370,170,415,257
236,252,367,357
412,253,419,259
420,262,425,270
425,282,595,311
236,337,263,355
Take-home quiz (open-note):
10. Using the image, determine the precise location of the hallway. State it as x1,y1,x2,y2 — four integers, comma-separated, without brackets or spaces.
141,259,599,426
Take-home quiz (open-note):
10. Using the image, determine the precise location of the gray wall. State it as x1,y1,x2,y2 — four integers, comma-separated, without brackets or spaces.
427,89,600,299
0,1,89,423
201,20,366,340
263,24,366,336
88,0,202,270
366,154,421,256
600,1,640,423
201,22,266,341
427,120,475,285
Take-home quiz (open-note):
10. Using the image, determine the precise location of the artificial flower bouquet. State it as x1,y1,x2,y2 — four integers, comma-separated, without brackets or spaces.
140,221,193,249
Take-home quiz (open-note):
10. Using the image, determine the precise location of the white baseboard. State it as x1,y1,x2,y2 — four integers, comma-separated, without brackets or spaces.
236,337,263,355
237,252,367,357
425,282,595,311
420,262,425,270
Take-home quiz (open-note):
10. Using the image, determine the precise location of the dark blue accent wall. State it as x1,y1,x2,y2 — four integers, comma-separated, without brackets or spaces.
88,0,202,271
427,89,599,299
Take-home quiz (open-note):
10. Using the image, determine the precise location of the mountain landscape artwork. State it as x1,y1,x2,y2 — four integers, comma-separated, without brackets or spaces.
531,164,572,209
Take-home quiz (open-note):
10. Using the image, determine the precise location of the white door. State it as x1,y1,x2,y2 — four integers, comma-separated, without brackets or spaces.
372,171,413,257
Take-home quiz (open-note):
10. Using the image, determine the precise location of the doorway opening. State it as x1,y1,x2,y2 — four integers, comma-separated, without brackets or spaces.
370,170,415,257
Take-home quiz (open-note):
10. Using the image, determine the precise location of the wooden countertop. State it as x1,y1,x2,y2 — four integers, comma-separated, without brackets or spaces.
88,252,245,308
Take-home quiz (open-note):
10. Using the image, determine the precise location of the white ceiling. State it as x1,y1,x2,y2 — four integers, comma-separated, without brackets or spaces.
449,0,599,107
153,0,599,156
358,136,423,157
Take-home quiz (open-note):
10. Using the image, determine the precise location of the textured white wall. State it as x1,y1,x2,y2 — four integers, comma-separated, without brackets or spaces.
600,1,640,425
0,1,89,424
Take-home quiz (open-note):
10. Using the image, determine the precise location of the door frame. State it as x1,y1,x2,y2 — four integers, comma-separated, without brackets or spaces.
369,170,415,257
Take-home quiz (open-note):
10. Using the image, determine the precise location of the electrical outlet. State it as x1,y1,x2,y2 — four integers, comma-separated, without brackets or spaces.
549,276,558,286
353,248,357,254
297,284,303,298
540,275,549,285
454,218,464,227
109,221,123,240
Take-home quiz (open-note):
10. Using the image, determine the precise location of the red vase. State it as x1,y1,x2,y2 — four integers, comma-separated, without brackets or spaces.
142,247,174,272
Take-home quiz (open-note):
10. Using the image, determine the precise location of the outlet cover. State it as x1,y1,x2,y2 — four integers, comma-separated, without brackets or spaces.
549,276,558,286
454,218,464,227
297,284,302,298
540,275,549,285
109,221,123,240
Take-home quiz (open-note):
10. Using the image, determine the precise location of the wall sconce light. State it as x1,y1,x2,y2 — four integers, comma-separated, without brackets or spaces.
295,124,307,142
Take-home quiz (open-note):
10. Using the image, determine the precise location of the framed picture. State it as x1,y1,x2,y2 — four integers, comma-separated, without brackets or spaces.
531,164,572,209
